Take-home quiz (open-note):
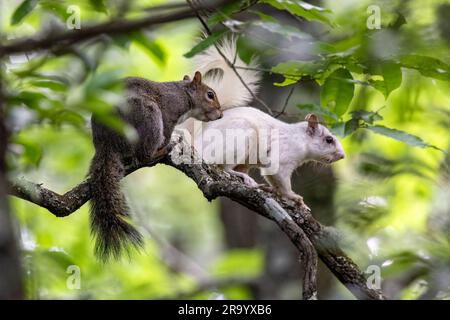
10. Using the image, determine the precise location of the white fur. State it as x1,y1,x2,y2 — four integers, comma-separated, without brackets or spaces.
175,39,346,209
177,38,261,139
192,37,261,109
188,107,346,209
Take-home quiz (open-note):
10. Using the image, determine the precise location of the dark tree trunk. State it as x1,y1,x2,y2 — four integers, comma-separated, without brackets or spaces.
0,75,24,299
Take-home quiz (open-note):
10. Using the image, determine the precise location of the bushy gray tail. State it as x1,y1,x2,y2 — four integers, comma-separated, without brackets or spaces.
89,149,143,262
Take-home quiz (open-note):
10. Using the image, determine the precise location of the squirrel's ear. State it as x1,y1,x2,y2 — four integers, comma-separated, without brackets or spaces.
192,71,202,86
305,113,319,136
183,75,191,81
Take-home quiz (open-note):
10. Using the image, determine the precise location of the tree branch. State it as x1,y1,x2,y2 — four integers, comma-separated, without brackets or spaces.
0,0,235,57
8,136,384,300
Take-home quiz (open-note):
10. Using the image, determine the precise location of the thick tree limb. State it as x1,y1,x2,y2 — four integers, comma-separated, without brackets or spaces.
8,137,384,300
0,0,235,57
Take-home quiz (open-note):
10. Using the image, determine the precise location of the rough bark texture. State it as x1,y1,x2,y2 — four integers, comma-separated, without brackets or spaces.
8,137,385,300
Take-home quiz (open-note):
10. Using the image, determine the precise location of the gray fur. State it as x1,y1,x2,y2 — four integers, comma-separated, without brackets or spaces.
89,74,222,262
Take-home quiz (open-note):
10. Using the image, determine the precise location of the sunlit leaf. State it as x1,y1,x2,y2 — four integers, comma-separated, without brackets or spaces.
8,91,47,110
13,135,43,168
184,30,227,58
11,0,38,25
297,103,339,123
89,0,108,14
212,249,263,279
251,20,311,41
40,0,69,20
366,125,441,150
370,61,402,98
131,32,166,66
320,68,354,116
207,1,243,27
350,110,383,124
271,60,325,85
30,79,68,92
400,55,450,81
262,0,333,26
330,121,345,136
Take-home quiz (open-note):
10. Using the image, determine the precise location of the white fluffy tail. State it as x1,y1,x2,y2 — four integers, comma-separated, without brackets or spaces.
193,37,261,109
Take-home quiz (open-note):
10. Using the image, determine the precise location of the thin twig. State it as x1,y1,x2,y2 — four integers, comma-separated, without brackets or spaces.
274,85,295,118
187,0,273,115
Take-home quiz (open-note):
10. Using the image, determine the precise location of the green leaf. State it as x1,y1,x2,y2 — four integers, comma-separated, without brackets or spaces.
251,20,311,41
297,103,338,123
271,60,326,86
84,70,123,96
370,61,402,98
251,10,278,23
14,135,43,168
112,34,132,49
350,110,383,124
9,90,47,110
207,2,242,27
344,118,360,136
320,68,354,116
338,110,384,137
381,251,428,278
330,121,346,136
366,125,441,150
131,32,166,66
400,55,450,81
183,30,227,58
262,0,333,27
29,79,68,92
388,12,407,30
89,0,108,14
211,249,263,279
11,0,38,25
40,0,69,20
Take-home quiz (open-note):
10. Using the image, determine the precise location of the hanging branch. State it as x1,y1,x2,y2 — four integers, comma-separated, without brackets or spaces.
274,86,295,118
0,0,235,57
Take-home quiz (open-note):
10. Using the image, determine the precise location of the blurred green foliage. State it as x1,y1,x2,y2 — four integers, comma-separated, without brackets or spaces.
2,0,449,299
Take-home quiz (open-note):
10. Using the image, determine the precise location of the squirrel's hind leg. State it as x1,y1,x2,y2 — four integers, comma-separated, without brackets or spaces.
128,99,165,163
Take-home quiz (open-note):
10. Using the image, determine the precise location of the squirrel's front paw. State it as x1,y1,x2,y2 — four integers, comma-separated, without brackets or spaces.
258,184,274,193
154,144,172,159
242,175,259,188
287,194,311,212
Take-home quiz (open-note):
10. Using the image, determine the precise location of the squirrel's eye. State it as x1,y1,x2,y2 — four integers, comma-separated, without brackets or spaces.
207,91,215,100
325,136,334,144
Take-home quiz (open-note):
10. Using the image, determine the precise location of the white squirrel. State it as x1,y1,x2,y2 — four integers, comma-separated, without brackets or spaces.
176,39,345,210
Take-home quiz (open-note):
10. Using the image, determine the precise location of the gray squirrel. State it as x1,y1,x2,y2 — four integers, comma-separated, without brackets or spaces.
176,39,345,211
89,71,222,261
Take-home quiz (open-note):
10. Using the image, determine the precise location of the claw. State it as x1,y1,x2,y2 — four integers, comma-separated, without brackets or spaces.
301,202,311,213
258,184,274,192
154,144,172,159
285,194,311,212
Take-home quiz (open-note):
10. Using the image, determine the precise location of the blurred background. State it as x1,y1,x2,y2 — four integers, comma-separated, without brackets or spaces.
1,0,449,299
